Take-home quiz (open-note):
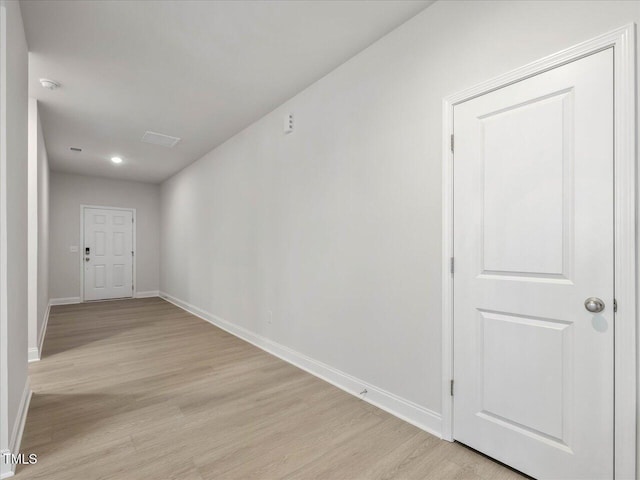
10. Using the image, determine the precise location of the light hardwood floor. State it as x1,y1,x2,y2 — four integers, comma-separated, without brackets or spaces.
18,298,526,479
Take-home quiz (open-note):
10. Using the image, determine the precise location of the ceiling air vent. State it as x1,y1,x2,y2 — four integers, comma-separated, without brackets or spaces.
141,131,181,148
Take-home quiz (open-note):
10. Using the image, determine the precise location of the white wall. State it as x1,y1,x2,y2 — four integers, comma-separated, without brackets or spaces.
37,105,49,347
0,0,29,476
27,97,49,361
161,0,640,434
49,172,160,300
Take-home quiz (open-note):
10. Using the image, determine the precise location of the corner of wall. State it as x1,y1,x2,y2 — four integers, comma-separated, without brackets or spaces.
27,300,50,363
0,378,31,479
27,97,38,354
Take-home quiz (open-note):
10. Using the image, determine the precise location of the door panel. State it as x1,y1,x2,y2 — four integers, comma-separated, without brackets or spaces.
94,231,106,256
113,232,124,256
453,49,613,479
482,91,570,277
94,264,106,289
478,310,572,444
84,207,134,301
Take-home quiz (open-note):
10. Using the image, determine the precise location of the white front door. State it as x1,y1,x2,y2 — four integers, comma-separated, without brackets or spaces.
453,49,614,479
83,207,134,301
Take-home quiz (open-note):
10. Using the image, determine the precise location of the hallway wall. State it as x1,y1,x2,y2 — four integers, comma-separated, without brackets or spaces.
0,0,30,476
28,98,50,361
160,0,640,435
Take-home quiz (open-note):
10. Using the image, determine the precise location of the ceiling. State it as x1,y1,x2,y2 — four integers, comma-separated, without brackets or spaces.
21,0,433,183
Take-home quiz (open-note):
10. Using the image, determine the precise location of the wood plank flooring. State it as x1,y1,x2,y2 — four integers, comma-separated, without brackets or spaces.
18,298,525,479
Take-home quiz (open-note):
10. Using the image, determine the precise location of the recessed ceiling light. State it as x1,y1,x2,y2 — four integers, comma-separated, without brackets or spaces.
39,78,60,90
111,156,123,164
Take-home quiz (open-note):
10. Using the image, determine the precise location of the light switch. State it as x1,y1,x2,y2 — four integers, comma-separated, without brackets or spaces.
69,246,78,253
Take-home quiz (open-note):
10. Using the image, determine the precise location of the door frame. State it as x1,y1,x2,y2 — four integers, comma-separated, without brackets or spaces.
441,24,636,479
79,204,137,302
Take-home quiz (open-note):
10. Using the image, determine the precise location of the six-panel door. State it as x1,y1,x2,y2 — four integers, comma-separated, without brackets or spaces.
83,207,134,301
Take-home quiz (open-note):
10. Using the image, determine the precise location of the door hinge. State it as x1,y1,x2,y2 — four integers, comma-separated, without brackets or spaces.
450,257,454,274
450,134,454,153
613,298,617,313
450,379,454,396
131,250,134,256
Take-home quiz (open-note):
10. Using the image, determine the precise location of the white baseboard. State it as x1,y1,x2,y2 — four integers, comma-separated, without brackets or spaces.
10,378,31,454
37,302,50,355
0,450,13,479
27,348,39,363
50,293,159,304
159,292,442,438
28,302,51,363
49,297,80,306
135,290,159,299
1,378,32,478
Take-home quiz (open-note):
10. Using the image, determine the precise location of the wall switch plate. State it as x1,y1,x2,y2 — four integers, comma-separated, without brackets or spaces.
69,245,78,253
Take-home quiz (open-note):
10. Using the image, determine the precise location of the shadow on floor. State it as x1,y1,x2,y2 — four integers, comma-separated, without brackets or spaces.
41,298,173,357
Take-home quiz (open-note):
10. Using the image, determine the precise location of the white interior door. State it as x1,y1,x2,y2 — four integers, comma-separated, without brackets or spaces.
83,207,134,301
453,49,613,479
